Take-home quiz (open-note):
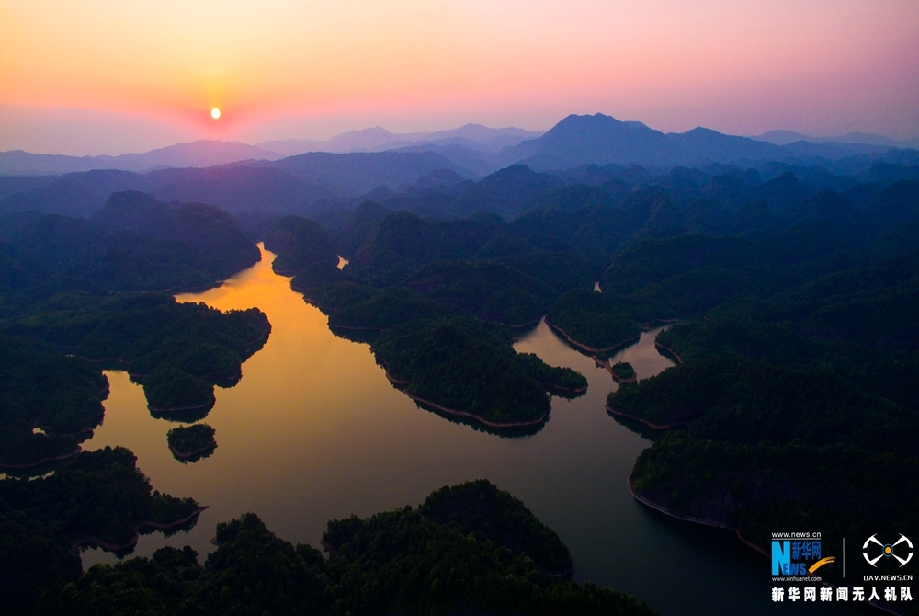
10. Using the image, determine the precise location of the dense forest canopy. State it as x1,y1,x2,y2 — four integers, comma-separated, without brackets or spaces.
374,316,585,426
36,480,658,616
0,447,201,612
167,424,217,462
0,335,107,467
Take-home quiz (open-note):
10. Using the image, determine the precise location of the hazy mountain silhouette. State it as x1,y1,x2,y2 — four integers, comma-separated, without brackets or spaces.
0,166,331,217
0,141,281,175
499,114,679,170
421,124,544,151
0,151,477,216
0,176,56,199
261,151,478,195
340,164,565,221
0,177,105,217
752,130,919,149
751,130,815,146
256,124,542,157
91,190,257,266
4,116,913,177
499,113,910,171
391,143,496,177
668,127,783,163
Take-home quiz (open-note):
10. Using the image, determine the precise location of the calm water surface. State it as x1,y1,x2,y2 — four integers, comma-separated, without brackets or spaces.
82,245,858,616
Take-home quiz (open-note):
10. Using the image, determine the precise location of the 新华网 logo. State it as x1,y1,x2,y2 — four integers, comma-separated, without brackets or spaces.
863,534,913,568
772,537,835,577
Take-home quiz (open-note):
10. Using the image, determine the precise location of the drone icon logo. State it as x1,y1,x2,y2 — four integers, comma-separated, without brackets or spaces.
863,534,913,567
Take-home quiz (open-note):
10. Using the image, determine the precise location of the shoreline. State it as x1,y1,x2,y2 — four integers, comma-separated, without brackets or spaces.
384,370,411,385
384,373,549,430
627,476,767,557
605,405,688,430
653,341,683,364
627,476,737,531
168,441,217,460
0,445,83,470
73,506,208,553
148,395,216,414
330,323,382,331
546,382,588,394
270,256,339,279
545,319,641,354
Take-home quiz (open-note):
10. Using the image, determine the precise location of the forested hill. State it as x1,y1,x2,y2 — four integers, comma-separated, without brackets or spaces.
1,191,259,293
0,193,269,467
92,190,260,279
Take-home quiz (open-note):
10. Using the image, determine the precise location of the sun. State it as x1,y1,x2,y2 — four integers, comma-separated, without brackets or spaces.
210,107,221,120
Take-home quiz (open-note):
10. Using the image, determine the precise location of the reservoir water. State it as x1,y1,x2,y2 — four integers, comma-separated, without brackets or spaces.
82,245,858,615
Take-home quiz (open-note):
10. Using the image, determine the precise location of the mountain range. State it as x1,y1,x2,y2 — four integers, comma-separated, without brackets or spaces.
0,140,281,176
258,123,543,157
752,130,919,148
3,115,916,178
496,114,905,171
0,149,487,217
0,124,540,177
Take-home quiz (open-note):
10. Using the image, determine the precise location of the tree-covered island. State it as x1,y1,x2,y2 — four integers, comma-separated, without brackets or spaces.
374,316,586,428
166,424,217,461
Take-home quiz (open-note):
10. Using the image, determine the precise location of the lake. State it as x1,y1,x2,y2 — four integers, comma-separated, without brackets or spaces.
82,245,856,615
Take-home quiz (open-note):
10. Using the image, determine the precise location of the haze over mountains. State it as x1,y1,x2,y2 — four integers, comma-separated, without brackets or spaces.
1,113,917,224
0,124,542,176
259,123,544,157
752,130,919,148
498,114,911,171
3,114,916,178
0,141,281,176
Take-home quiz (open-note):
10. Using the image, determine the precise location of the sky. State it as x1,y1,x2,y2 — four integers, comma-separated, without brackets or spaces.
1,0,918,155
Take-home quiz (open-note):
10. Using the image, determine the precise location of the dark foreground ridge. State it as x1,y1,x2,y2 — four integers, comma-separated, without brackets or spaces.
30,477,657,616
0,447,202,613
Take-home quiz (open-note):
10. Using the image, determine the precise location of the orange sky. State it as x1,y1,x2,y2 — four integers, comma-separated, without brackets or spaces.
1,0,918,154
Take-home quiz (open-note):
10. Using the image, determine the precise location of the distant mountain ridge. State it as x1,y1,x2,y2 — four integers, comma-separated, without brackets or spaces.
0,140,281,176
497,113,907,171
0,150,481,217
4,116,914,177
752,130,919,149
257,123,543,157
0,125,541,176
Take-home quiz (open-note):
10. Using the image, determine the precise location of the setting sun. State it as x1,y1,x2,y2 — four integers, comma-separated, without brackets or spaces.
210,107,221,120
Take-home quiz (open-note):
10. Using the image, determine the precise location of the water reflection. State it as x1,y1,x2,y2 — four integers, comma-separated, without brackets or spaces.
607,412,667,443
80,245,858,616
